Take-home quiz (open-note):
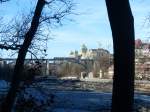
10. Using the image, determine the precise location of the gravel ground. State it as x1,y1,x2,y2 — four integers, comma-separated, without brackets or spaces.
0,78,150,112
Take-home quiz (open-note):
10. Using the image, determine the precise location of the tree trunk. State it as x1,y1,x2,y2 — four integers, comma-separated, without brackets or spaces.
1,0,46,112
105,0,135,112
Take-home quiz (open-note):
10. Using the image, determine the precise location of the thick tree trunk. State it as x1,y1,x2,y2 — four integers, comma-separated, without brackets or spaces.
1,0,46,112
105,0,135,112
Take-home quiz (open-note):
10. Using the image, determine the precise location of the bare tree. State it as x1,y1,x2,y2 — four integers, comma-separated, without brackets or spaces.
0,0,74,57
57,61,84,77
105,0,135,112
99,56,110,72
93,54,111,77
69,62,84,77
58,62,71,76
0,13,49,58
0,0,74,112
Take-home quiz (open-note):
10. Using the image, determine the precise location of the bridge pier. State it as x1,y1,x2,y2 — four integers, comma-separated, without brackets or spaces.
99,70,103,78
46,60,49,75
0,60,6,68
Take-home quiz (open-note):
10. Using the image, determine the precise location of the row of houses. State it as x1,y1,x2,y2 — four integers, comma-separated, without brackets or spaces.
108,39,150,80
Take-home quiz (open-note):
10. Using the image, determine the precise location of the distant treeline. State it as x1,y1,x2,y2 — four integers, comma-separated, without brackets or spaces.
0,64,13,81
0,63,42,81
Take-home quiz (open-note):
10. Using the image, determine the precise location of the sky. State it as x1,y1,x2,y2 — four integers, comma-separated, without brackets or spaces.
0,0,150,58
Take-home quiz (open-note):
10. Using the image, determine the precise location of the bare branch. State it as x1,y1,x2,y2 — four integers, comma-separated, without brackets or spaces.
0,0,10,2
0,43,21,50
28,50,38,60
0,0,75,58
45,0,55,4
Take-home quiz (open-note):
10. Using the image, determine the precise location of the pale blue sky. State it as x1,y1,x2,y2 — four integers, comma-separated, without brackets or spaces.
1,0,150,58
47,0,150,58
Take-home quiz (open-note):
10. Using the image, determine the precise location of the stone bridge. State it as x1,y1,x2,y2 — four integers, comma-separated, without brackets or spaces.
0,57,94,75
